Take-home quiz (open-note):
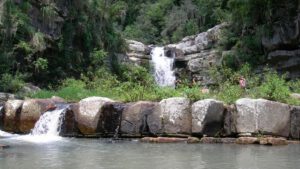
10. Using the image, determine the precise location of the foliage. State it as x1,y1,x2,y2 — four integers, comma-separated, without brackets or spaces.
0,73,25,93
254,71,290,102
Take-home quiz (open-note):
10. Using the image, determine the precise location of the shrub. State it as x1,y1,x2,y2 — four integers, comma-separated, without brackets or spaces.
217,82,243,104
0,73,26,93
255,71,291,102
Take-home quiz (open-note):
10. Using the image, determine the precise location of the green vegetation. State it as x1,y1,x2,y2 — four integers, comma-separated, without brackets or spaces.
0,0,299,105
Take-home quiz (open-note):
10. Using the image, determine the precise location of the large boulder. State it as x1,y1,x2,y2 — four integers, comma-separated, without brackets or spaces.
121,101,160,137
19,99,62,133
291,106,300,139
191,99,224,136
157,97,191,134
3,100,24,132
74,97,114,135
235,98,290,137
98,102,126,137
167,24,226,55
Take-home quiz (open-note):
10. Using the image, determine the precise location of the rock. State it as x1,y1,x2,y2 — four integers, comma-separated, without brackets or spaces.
168,24,226,55
259,137,288,146
75,97,114,135
60,103,80,137
267,50,300,79
191,99,224,136
126,39,148,53
187,51,219,73
141,137,187,143
187,137,200,143
19,99,61,133
51,96,65,102
121,101,159,137
0,93,16,102
223,105,237,136
3,100,24,132
291,93,300,100
19,83,41,95
98,102,126,137
200,137,236,144
236,137,259,144
235,98,290,137
290,106,300,139
157,97,191,134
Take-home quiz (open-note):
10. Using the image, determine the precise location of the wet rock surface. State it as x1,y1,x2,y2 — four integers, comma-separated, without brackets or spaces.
290,106,300,139
121,101,159,137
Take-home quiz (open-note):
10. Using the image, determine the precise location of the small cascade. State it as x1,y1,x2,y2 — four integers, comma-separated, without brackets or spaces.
31,105,68,136
151,47,176,87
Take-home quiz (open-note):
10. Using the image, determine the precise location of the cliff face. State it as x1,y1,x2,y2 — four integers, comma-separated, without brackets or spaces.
262,11,300,79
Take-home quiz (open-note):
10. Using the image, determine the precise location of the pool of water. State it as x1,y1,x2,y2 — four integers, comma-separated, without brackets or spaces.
1,137,300,169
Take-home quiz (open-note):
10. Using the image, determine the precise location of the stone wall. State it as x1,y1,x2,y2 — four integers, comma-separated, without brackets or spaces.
1,97,299,141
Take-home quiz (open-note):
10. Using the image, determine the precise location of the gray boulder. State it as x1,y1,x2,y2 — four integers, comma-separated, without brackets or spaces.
157,97,191,134
121,101,160,136
235,98,290,137
191,99,224,136
74,97,114,135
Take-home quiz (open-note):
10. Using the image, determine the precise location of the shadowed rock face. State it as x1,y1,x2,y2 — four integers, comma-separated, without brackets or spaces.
98,102,126,137
291,106,300,139
121,101,159,137
191,99,224,136
0,103,4,129
60,103,80,137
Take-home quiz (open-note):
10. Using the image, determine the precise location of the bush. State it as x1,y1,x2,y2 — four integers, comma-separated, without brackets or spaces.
217,82,243,104
0,73,26,93
255,71,291,102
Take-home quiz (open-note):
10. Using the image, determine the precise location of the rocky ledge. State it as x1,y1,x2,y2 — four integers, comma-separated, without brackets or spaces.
0,96,300,146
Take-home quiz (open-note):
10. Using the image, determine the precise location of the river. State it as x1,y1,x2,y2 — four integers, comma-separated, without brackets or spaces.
1,138,300,169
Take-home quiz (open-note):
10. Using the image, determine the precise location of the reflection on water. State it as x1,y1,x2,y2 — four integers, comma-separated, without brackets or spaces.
0,138,300,169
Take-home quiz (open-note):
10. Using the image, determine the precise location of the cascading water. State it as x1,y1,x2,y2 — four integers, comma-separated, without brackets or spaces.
9,105,69,143
151,47,176,87
31,106,67,136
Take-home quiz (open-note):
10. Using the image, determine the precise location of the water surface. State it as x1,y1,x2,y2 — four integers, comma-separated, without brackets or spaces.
1,138,300,169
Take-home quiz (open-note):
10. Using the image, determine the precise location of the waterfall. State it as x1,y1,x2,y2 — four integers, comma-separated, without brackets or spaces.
9,105,69,143
31,105,68,136
151,47,176,87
